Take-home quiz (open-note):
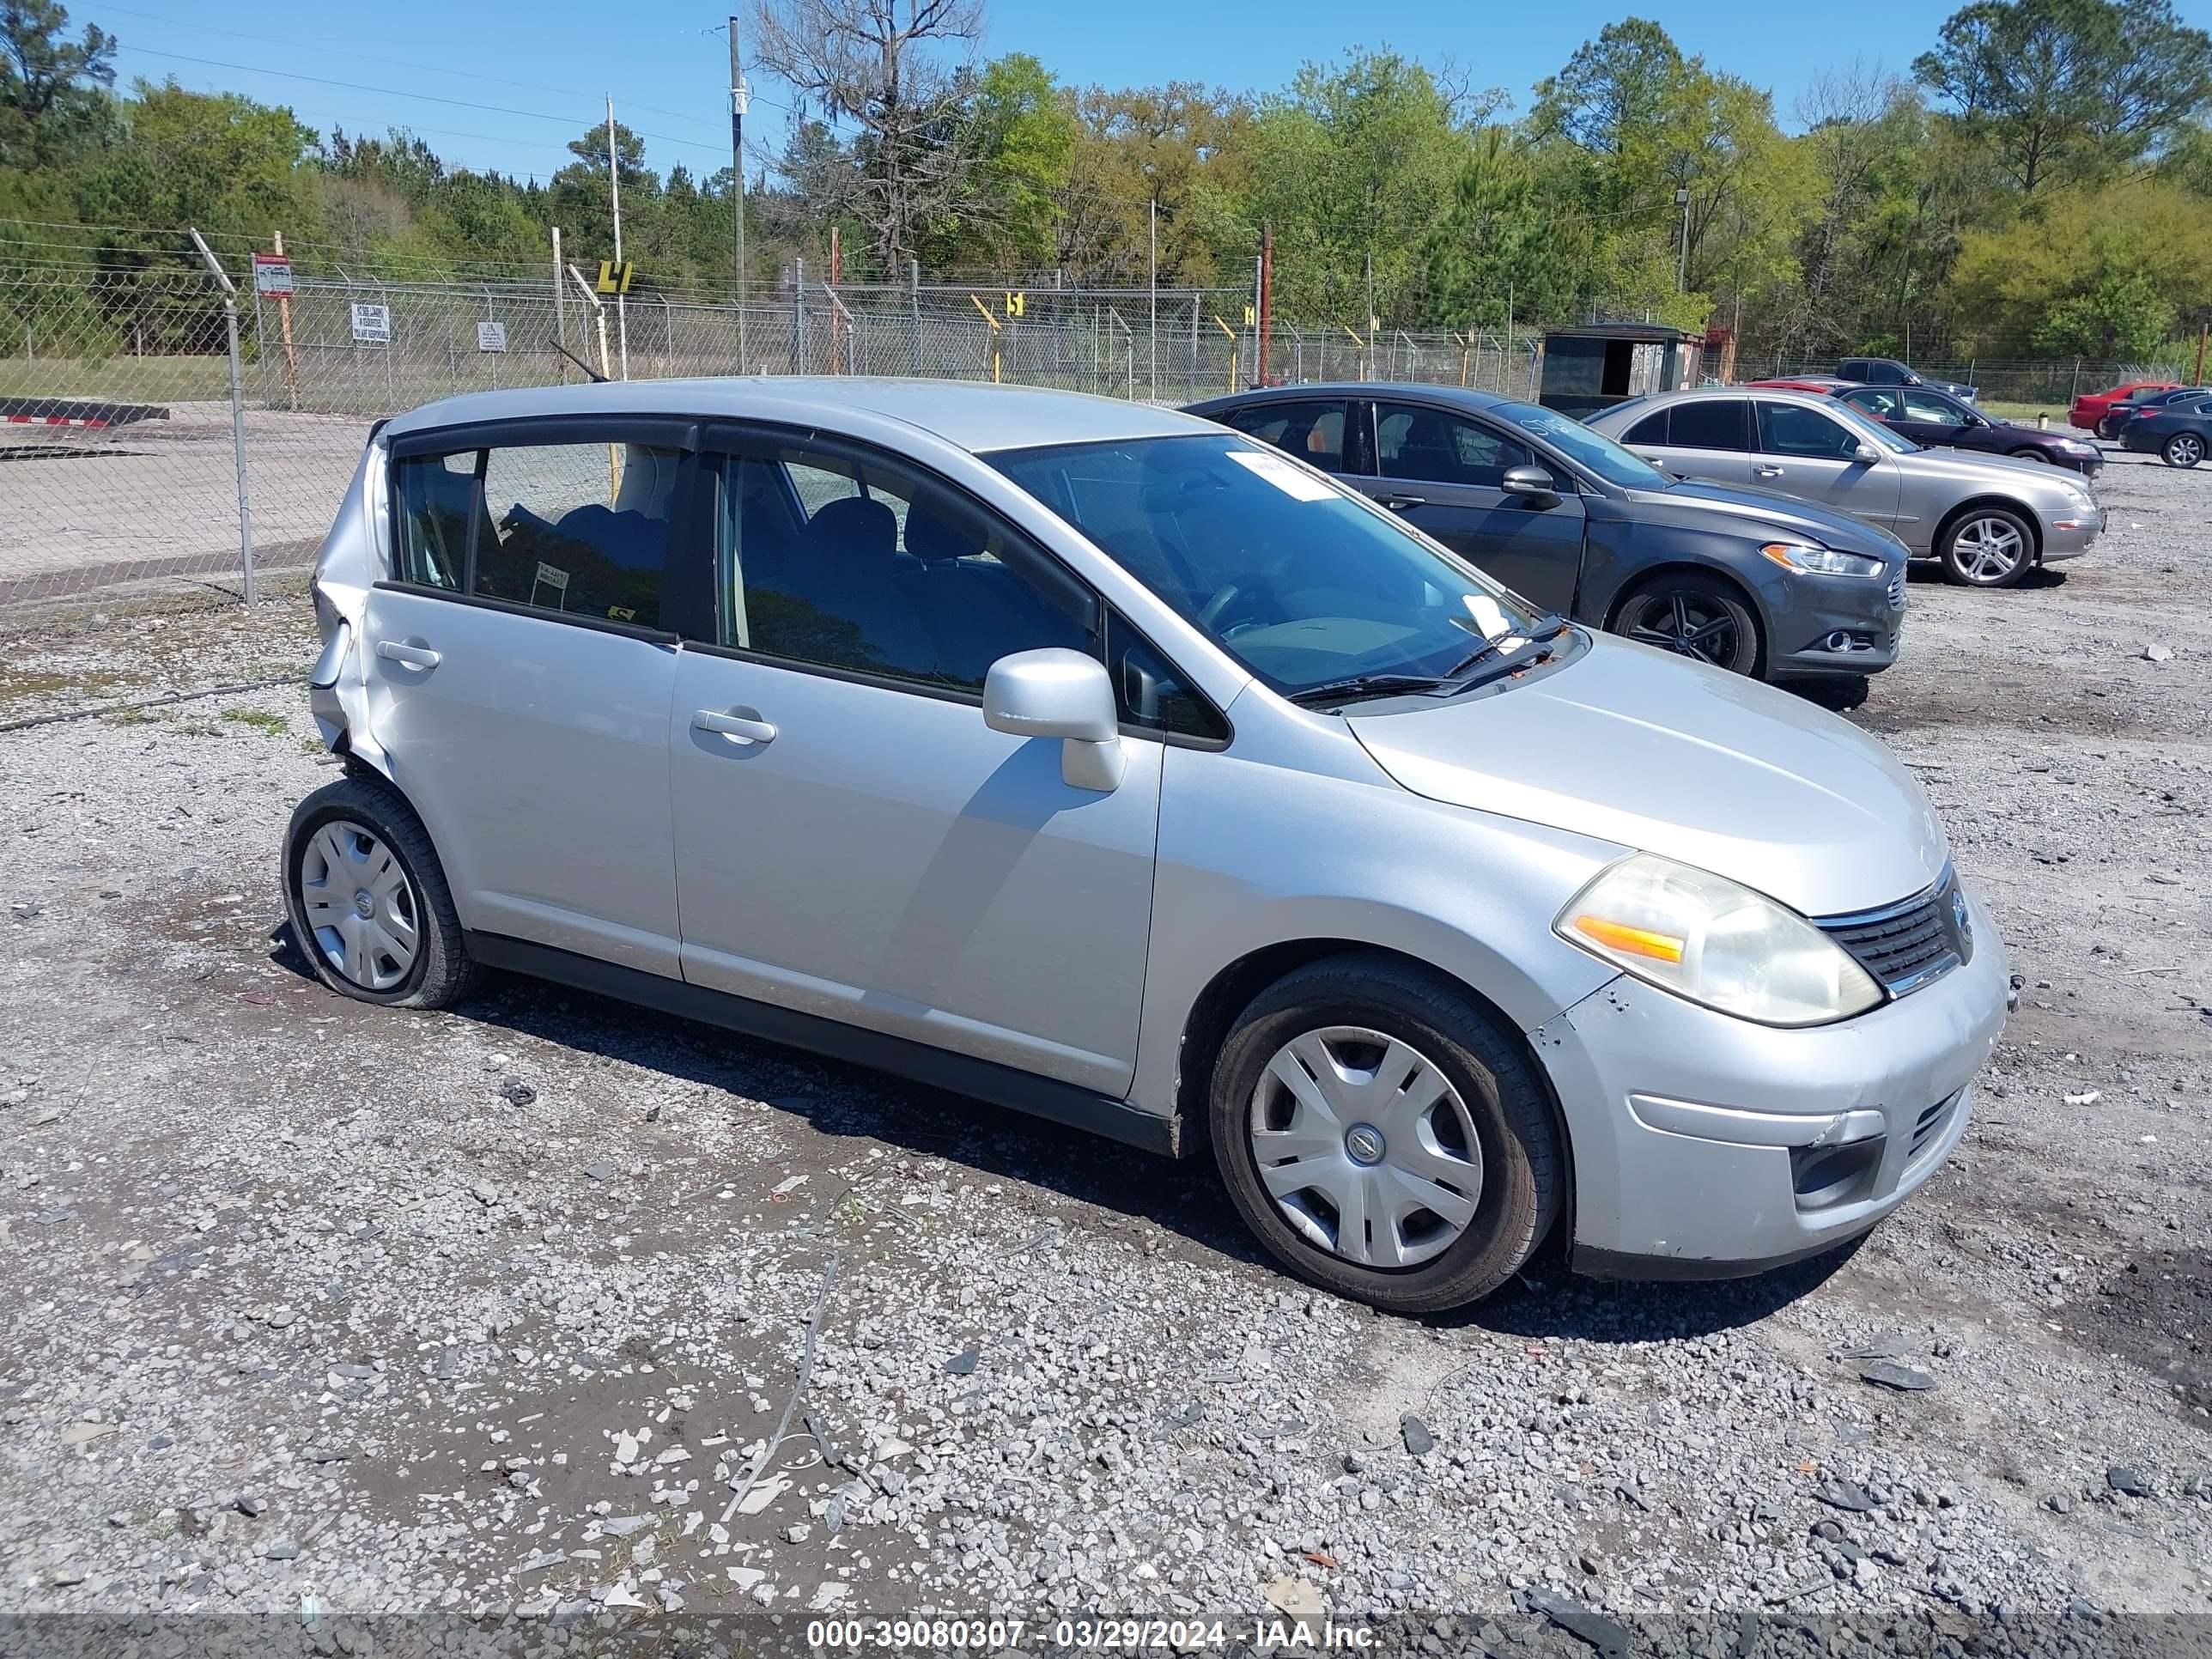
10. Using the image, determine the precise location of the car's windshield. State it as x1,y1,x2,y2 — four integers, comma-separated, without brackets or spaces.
1488,400,1667,488
1824,399,1919,453
989,433,1548,697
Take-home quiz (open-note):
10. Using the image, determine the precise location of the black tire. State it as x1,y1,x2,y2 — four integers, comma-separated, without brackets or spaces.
1611,570,1763,677
1936,504,2035,587
1208,953,1562,1315
283,773,477,1009
2096,415,2121,440
2006,447,2052,463
2163,432,2204,469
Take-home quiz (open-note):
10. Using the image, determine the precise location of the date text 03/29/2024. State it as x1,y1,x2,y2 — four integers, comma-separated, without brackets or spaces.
806,1618,1380,1650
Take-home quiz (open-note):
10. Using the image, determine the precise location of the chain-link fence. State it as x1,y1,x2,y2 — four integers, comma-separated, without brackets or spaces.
9,226,2170,626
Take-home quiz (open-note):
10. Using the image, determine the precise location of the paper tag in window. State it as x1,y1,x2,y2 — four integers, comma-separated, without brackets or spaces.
1224,447,1337,502
533,562,569,592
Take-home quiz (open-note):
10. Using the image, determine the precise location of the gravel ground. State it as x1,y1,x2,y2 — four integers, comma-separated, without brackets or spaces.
0,447,2208,1656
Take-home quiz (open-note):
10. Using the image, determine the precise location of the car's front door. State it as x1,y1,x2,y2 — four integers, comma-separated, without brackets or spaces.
1750,398,1905,532
370,422,690,975
665,428,1165,1097
1349,399,1587,613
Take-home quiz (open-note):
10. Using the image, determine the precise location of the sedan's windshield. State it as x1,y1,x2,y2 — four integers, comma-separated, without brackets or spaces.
990,433,1549,697
1491,400,1668,488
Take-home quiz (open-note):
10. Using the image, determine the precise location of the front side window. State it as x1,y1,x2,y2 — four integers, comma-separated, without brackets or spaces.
1219,399,1348,473
1491,400,1664,489
1842,388,1902,420
392,439,680,626
1755,401,1863,460
1375,403,1534,486
1666,398,1750,452
989,433,1546,697
713,441,1092,695
1900,391,1968,426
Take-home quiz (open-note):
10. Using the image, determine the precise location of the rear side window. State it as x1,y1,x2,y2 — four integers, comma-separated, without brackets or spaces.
1668,399,1749,452
392,439,682,629
1844,388,1903,419
1622,410,1669,445
1218,399,1348,473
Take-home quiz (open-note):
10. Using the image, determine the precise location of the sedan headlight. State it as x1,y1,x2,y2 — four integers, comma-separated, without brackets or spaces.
2055,439,2097,455
1759,542,1886,579
1556,854,1884,1027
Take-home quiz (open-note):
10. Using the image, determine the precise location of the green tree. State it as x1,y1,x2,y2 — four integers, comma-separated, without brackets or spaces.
0,0,114,162
942,53,1075,270
1913,0,2212,192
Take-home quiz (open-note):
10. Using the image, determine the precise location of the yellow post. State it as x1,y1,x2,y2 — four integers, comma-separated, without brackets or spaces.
1341,324,1366,382
1212,315,1238,392
1454,332,1470,388
968,293,1003,384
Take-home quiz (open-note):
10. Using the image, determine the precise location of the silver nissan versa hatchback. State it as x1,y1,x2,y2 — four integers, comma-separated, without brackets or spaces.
290,378,2008,1313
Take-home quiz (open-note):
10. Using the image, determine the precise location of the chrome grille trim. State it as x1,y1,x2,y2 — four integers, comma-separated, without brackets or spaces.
1817,866,1966,998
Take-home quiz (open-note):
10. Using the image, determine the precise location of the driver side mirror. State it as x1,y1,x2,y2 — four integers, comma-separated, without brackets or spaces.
982,648,1125,793
1501,463,1560,502
1851,442,1882,463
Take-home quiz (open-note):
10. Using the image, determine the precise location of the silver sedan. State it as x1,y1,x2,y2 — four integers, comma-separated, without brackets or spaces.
1590,387,2104,589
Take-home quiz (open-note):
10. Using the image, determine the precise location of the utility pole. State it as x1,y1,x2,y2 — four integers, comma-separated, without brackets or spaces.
1258,222,1273,388
1148,193,1158,402
1675,184,1691,295
607,94,629,378
729,16,748,372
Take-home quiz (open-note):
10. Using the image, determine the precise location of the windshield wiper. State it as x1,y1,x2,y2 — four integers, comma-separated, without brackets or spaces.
1285,673,1454,708
1443,614,1572,680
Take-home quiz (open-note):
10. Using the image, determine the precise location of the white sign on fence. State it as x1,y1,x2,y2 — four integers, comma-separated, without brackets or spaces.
252,254,293,296
477,321,507,353
349,303,392,344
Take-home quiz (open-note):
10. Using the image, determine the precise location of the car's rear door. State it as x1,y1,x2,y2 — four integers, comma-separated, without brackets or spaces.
1346,398,1586,613
663,424,1166,1097
1616,398,1753,487
369,416,693,975
1750,398,1905,532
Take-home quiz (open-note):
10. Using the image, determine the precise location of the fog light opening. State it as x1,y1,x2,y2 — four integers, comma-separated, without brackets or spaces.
1790,1137,1884,1212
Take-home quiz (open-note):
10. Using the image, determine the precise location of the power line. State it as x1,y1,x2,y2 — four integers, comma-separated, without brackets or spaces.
97,1,726,130
114,44,730,159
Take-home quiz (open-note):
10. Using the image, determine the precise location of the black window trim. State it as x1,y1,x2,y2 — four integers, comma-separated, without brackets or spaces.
688,417,1234,749
384,412,708,640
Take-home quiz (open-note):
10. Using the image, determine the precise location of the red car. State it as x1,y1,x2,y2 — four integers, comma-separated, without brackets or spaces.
2069,381,2178,435
1745,376,1852,394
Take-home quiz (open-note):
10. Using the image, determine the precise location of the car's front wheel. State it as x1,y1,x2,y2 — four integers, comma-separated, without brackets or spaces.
283,775,477,1008
2164,432,2204,468
1209,954,1562,1314
2006,447,2051,463
1612,571,1763,677
1936,506,2034,587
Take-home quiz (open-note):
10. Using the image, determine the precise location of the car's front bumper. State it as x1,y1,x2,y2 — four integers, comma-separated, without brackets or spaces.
1532,885,2008,1279
1764,564,1907,678
2040,501,2102,562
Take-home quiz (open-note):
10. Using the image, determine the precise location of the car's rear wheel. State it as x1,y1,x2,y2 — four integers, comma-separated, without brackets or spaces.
1613,571,1762,677
2163,433,2204,468
283,775,476,1008
1936,506,2034,588
1208,954,1561,1314
2096,415,2122,440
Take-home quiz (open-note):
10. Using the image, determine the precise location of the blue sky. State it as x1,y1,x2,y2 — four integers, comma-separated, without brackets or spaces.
98,0,1963,189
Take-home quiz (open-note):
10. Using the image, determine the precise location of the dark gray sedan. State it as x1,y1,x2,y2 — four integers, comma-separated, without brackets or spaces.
1186,384,1909,684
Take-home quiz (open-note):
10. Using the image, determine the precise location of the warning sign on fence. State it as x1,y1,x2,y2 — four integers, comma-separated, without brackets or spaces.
350,304,392,344
252,253,293,296
477,321,507,353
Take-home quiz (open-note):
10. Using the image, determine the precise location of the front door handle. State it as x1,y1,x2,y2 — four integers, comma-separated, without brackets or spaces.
1379,493,1425,511
374,639,441,670
692,708,777,745
1754,464,1785,477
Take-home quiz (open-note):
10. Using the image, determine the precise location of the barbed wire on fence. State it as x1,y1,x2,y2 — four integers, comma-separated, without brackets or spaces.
1,228,2187,620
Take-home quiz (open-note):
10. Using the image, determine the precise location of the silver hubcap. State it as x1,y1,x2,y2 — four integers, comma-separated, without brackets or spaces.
300,819,419,991
1953,517,2024,583
1249,1026,1483,1268
2172,436,2203,465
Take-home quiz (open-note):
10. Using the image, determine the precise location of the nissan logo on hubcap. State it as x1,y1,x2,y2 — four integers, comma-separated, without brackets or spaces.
1344,1123,1386,1165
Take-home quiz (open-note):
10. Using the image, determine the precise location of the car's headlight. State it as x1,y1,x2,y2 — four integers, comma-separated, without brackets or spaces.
1555,854,1884,1027
1759,542,1885,578
2056,439,2096,454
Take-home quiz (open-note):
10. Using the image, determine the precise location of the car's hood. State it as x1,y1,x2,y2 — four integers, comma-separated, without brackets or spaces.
1897,445,2093,489
1347,638,1950,918
1614,477,1903,556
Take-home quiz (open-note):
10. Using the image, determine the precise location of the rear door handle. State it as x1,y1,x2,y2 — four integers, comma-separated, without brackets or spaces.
1754,464,1784,477
692,708,777,745
374,639,441,670
1379,493,1426,511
